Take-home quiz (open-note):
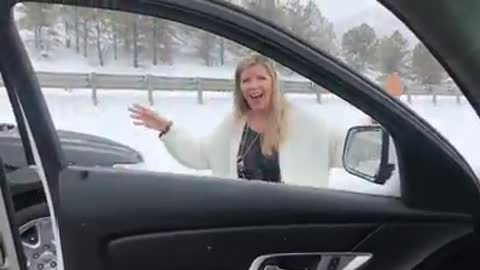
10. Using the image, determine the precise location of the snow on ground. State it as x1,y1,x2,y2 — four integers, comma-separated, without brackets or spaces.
1,87,479,197
24,44,317,82
28,46,239,79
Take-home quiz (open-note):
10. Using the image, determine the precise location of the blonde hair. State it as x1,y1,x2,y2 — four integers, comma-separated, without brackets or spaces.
233,54,289,156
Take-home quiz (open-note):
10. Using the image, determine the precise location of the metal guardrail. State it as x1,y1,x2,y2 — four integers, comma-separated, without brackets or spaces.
0,71,463,105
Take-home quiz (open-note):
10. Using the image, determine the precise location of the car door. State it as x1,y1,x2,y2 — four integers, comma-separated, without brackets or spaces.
1,0,480,270
0,156,27,270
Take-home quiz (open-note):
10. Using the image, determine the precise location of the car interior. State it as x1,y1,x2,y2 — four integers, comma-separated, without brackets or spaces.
1,0,480,270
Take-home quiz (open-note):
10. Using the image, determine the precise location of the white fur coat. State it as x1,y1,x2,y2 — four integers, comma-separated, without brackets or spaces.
160,104,352,188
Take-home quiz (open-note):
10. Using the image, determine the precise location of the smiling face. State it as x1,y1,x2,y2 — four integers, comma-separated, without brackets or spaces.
239,64,274,113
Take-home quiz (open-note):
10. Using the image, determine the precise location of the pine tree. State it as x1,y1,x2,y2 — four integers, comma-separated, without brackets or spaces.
284,0,337,54
341,23,377,72
103,10,125,61
133,15,139,68
91,9,108,66
242,0,280,23
377,30,409,75
284,0,307,40
76,7,96,58
16,3,60,55
61,6,74,48
114,12,142,68
198,30,217,66
412,43,445,85
156,19,176,65
74,7,80,53
151,17,159,65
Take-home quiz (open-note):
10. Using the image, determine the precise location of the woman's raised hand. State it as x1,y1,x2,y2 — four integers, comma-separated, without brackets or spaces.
129,104,170,132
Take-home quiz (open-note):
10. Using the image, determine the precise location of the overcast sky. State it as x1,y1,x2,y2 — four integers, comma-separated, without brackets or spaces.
311,0,378,21
233,0,414,41
231,0,384,22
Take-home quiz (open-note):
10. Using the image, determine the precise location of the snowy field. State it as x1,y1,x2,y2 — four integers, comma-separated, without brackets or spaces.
2,87,479,197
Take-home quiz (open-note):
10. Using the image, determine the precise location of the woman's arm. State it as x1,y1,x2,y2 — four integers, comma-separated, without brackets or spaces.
129,103,232,171
160,115,233,170
160,124,210,169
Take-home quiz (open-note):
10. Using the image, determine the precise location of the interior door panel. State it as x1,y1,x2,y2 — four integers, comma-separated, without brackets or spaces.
107,225,375,270
57,167,472,270
106,224,471,270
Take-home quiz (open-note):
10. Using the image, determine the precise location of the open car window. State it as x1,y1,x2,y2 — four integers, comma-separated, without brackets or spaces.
12,2,402,197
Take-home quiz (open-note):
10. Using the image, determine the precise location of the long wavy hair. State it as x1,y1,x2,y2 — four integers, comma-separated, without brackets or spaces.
233,54,289,156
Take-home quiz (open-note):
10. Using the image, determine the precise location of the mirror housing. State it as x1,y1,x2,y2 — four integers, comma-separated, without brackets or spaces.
342,125,395,185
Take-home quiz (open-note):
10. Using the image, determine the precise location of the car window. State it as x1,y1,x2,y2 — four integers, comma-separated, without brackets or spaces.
12,2,402,197
227,0,480,177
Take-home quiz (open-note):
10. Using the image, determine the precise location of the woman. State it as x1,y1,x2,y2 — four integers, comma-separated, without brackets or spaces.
129,54,346,188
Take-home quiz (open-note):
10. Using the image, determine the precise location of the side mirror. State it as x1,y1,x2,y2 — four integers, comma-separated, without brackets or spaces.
342,125,395,185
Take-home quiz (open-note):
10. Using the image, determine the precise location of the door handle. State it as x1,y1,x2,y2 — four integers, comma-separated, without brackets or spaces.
249,252,372,270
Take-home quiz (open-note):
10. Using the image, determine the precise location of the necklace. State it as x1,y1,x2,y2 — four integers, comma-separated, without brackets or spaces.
237,124,259,175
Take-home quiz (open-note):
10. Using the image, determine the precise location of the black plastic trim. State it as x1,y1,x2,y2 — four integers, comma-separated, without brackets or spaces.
106,224,376,270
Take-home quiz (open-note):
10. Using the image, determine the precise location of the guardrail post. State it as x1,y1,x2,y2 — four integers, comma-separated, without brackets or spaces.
90,72,98,106
196,78,203,104
456,92,461,104
407,92,412,103
312,82,322,104
146,74,154,105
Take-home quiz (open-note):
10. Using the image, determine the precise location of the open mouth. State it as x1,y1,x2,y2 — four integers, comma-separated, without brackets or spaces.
249,93,264,100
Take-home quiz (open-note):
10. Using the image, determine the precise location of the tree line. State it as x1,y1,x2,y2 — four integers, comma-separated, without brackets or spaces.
15,0,446,85
341,23,446,85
